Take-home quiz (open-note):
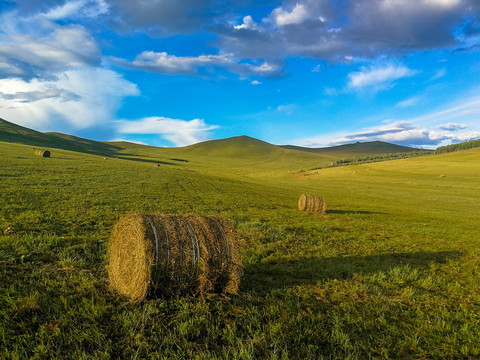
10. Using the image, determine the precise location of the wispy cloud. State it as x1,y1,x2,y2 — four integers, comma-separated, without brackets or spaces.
396,96,421,108
116,117,219,147
113,51,286,78
297,121,480,149
292,95,480,148
347,64,417,91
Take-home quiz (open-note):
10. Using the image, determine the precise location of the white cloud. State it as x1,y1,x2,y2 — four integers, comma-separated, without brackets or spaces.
291,95,480,148
44,0,109,20
234,16,259,30
272,4,309,27
114,51,235,77
0,9,101,79
437,123,467,131
296,121,480,149
251,80,262,85
396,96,421,108
116,117,219,147
0,68,139,132
347,64,417,90
114,51,286,78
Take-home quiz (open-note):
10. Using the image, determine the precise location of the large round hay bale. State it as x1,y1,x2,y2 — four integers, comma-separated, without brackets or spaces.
298,194,326,215
108,213,242,302
34,149,50,158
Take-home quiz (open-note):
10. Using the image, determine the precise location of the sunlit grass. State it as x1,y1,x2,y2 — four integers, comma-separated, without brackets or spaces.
1,141,480,359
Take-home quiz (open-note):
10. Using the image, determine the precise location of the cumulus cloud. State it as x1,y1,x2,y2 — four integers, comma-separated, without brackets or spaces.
347,64,417,91
0,9,101,79
218,0,480,63
0,68,139,132
272,3,310,27
116,117,219,146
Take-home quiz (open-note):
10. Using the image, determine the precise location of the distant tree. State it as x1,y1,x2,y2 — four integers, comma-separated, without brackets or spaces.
435,139,480,154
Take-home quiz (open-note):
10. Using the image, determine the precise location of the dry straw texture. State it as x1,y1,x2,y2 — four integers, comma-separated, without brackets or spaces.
298,194,327,215
34,149,50,158
108,213,242,302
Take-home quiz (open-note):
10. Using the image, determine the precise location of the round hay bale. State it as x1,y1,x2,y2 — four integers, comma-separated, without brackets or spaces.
108,213,242,302
34,149,50,158
298,194,326,215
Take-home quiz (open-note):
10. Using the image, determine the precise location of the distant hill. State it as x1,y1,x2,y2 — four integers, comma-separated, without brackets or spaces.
0,118,121,156
181,135,278,158
281,141,425,156
0,118,431,165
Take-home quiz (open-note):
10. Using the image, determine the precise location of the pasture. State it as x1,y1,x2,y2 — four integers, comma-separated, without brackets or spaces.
1,140,479,359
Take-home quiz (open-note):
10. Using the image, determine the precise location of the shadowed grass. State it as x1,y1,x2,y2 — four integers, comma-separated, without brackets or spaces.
1,140,480,359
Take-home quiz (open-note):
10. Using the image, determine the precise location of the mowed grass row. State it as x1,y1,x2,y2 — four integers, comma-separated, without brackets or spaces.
1,141,480,359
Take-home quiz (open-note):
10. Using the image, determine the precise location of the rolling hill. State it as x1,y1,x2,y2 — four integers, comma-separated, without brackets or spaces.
281,140,423,156
0,118,428,168
1,116,480,358
0,118,122,156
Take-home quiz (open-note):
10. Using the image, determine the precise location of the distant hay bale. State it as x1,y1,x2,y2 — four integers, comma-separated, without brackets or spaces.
34,149,50,158
103,157,108,160
298,194,326,215
154,164,161,167
439,174,446,178
108,213,242,302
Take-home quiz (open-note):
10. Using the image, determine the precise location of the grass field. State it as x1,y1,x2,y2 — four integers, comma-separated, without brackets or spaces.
1,139,480,359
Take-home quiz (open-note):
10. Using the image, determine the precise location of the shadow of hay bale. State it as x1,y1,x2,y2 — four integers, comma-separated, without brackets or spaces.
240,251,462,293
108,213,242,302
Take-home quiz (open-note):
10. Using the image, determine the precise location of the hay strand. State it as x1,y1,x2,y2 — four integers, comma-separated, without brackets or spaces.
298,194,326,215
108,213,242,302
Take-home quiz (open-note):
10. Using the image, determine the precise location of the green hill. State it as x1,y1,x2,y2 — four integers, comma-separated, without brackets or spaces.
282,140,425,156
0,117,434,174
0,118,121,156
1,138,479,358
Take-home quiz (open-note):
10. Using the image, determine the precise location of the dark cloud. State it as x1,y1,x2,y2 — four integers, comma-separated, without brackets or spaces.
216,0,480,63
107,0,234,35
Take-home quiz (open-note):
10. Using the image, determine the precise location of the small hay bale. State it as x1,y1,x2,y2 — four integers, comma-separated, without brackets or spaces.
34,149,50,158
298,194,326,215
439,174,445,178
108,213,242,302
154,164,161,167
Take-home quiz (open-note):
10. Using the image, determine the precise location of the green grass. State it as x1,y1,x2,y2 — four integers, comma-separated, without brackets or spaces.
1,140,480,359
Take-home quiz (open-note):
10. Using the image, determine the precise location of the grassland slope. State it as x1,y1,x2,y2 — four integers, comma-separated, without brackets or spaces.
282,140,425,156
0,118,122,156
1,140,480,359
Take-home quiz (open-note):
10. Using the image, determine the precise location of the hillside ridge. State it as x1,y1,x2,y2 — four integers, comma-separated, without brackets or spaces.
0,117,442,160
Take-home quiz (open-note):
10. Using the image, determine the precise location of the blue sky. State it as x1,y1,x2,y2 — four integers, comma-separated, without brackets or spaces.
0,0,479,148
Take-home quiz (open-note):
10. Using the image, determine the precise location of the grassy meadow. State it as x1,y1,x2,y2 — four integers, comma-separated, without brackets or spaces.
1,139,480,359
